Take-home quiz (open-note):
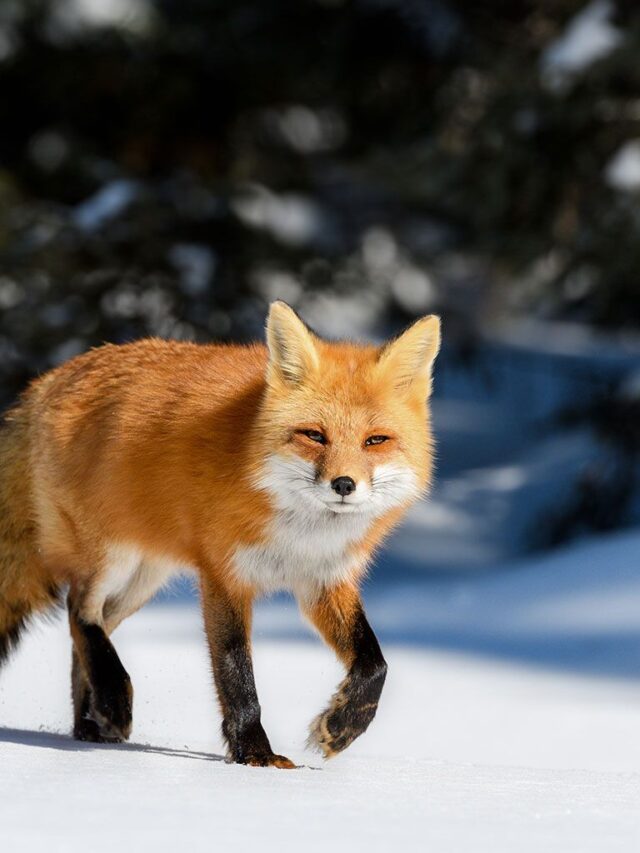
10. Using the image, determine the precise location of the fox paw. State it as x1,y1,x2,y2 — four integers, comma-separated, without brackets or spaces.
237,752,297,769
73,717,126,744
87,677,133,742
307,695,378,758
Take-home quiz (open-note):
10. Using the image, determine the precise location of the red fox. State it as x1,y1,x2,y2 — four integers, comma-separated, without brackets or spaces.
0,301,440,767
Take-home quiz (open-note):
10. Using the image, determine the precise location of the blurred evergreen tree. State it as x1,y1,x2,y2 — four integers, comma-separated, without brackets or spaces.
0,0,639,408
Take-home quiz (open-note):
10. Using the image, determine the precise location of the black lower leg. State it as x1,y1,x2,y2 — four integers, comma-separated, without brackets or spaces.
69,607,133,742
71,650,103,742
201,582,293,767
324,608,387,753
72,649,91,736
304,591,388,757
218,630,274,764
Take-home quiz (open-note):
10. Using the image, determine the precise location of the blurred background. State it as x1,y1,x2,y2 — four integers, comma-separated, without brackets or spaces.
1,0,640,676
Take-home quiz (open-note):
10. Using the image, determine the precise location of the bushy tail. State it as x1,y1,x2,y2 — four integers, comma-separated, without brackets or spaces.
0,608,28,666
0,408,59,667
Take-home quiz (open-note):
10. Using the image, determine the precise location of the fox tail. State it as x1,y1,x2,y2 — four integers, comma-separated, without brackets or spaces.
0,409,59,667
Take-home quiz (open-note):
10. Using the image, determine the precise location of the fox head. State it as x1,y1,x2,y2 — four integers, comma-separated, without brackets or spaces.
254,301,441,520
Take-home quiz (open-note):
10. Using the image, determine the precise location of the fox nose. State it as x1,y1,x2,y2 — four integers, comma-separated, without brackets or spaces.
331,476,356,498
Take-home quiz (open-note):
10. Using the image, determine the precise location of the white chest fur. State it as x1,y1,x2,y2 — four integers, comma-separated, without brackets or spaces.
232,509,372,597
231,453,420,598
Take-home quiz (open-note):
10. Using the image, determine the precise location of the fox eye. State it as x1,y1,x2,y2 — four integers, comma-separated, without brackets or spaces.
365,435,390,446
299,429,327,444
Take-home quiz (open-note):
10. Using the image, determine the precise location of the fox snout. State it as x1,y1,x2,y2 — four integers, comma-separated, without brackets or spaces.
331,476,356,497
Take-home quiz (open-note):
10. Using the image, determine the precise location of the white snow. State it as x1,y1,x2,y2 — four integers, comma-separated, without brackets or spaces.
231,186,326,247
3,529,640,851
620,367,640,400
265,105,347,153
391,264,436,313
73,179,140,232
541,0,622,89
51,0,155,35
606,140,640,192
168,244,217,296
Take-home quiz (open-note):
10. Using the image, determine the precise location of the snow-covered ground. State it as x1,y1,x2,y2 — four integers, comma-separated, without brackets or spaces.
3,530,640,852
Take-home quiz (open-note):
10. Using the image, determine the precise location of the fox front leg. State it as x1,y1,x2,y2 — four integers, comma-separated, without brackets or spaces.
302,583,387,758
200,576,295,769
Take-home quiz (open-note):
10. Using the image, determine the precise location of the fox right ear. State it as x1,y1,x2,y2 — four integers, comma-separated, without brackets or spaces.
377,314,441,396
266,302,319,386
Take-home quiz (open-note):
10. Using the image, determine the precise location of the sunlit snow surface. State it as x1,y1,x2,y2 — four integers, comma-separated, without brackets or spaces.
3,530,640,851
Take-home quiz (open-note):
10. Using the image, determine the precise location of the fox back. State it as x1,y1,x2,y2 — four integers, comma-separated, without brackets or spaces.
18,304,438,600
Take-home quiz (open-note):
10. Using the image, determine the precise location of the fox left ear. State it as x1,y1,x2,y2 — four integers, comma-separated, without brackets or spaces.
377,315,441,396
265,301,320,386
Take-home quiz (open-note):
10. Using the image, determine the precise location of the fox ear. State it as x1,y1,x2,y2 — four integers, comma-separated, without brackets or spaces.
377,315,441,395
266,301,319,386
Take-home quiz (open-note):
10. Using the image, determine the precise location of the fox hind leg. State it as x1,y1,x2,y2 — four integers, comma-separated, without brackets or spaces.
71,649,109,742
69,556,180,742
68,594,133,743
